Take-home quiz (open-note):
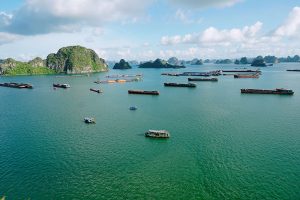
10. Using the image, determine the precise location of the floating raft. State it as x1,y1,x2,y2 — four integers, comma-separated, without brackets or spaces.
0,82,33,89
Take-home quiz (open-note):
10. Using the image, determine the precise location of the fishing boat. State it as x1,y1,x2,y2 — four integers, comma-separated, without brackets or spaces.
53,83,70,88
145,130,170,138
90,88,102,93
84,117,96,124
188,78,218,81
129,106,137,110
164,82,196,88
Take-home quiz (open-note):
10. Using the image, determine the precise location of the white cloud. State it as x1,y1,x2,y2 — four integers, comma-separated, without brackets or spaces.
274,7,300,37
169,0,242,8
161,21,263,45
0,32,22,45
0,0,152,35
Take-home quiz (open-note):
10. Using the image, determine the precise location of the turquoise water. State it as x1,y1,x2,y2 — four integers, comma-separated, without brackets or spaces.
0,63,300,199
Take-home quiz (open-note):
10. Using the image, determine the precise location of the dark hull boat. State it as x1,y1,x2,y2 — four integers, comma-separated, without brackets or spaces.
188,78,218,81
241,88,294,95
53,83,70,88
128,90,159,95
90,88,102,93
0,82,33,89
164,82,196,87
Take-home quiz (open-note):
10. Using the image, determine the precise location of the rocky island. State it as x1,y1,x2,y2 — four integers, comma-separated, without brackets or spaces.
0,46,108,76
139,58,185,69
251,56,267,67
113,59,132,69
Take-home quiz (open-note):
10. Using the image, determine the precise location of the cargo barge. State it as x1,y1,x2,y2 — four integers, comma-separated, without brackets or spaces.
287,69,300,72
234,74,259,78
222,70,261,73
90,88,102,93
188,78,218,81
128,90,159,95
241,88,294,95
53,83,70,88
0,82,33,89
164,82,196,87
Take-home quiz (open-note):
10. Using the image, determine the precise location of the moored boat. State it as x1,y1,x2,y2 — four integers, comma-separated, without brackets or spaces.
53,83,70,88
128,90,159,95
90,88,102,93
0,82,33,89
241,88,294,95
164,82,196,87
188,78,218,81
234,74,259,78
287,69,300,72
145,130,170,138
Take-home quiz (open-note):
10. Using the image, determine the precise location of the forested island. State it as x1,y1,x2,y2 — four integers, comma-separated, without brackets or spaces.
0,46,108,76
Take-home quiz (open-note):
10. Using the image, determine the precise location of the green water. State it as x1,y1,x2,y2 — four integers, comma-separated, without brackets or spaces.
0,63,300,199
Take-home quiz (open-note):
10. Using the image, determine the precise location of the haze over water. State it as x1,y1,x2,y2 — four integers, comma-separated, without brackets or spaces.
0,63,300,199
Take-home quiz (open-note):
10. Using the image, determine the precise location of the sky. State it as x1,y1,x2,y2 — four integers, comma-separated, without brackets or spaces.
0,0,300,61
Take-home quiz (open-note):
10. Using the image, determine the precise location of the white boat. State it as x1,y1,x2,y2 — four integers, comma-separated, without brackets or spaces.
145,130,170,138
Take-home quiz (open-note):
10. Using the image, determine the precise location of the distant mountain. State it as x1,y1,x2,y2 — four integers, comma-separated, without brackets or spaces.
190,58,203,65
113,59,132,69
139,58,185,68
215,59,232,64
167,57,182,66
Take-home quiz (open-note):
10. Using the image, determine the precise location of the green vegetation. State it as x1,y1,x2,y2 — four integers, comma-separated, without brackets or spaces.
3,61,55,76
113,59,132,69
139,58,185,68
0,46,108,76
46,45,108,73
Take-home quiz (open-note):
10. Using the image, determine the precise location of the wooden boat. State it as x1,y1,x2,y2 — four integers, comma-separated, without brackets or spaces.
0,82,33,89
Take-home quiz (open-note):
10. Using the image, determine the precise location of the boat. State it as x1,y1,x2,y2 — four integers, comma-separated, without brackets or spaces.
164,82,196,87
287,69,300,72
84,117,96,124
234,74,259,78
90,88,102,93
53,83,70,88
129,106,137,110
128,90,159,95
188,78,218,81
0,82,33,89
161,72,180,76
222,69,261,73
145,130,170,138
241,88,294,95
105,74,143,78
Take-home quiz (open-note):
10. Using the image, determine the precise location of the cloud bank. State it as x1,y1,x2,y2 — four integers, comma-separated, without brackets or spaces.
0,0,152,35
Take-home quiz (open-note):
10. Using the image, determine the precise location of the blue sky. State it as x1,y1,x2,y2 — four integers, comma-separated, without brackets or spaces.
0,0,300,61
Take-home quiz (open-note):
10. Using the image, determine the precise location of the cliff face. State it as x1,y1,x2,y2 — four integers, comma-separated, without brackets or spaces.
46,46,108,74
